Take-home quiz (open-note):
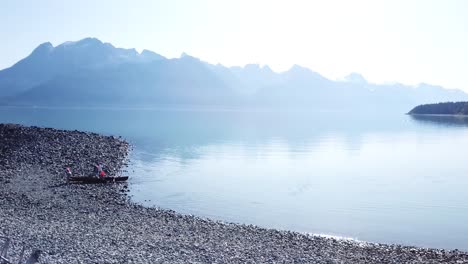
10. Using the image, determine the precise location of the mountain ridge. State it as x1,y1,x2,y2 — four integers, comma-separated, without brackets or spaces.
1,38,467,111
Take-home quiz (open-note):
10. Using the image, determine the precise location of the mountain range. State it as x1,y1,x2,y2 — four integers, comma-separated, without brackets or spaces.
1,37,467,112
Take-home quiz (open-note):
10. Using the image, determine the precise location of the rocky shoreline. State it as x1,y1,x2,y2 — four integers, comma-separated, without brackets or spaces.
1,124,467,263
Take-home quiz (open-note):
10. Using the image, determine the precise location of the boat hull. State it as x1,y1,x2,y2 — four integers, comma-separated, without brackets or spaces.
68,176,128,183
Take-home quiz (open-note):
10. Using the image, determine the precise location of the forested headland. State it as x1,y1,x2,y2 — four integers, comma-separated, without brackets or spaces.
408,102,468,115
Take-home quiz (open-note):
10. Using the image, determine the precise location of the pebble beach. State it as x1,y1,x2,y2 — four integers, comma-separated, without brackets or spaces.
1,123,467,263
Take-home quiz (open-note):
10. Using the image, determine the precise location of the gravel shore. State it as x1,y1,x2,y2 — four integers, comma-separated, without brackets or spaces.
1,124,467,263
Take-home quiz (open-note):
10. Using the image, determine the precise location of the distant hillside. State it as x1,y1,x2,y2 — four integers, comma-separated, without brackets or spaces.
408,102,468,115
1,37,468,111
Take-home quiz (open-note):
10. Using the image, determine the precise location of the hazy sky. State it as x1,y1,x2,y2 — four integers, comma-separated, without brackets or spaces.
1,0,468,91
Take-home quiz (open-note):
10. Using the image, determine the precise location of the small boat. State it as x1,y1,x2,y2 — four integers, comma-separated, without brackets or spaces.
68,176,129,183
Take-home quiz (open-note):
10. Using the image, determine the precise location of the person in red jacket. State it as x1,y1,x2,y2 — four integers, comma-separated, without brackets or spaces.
95,163,106,178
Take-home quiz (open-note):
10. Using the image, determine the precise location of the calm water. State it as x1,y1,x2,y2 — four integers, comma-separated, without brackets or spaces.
2,106,468,250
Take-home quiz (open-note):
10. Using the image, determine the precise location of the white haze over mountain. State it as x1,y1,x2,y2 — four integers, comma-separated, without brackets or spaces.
0,38,467,113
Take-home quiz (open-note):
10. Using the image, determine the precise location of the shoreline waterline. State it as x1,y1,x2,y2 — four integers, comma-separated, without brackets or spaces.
1,123,467,263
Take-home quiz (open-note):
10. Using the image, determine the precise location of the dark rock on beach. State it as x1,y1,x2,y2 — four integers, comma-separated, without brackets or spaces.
1,123,468,263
